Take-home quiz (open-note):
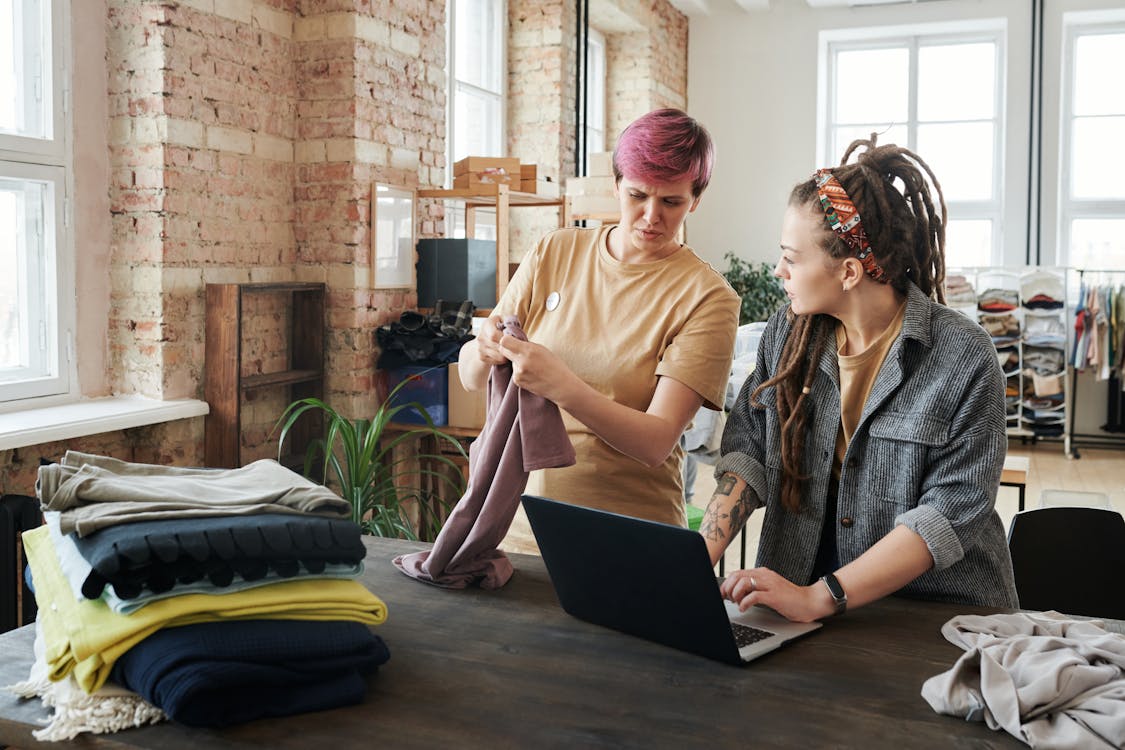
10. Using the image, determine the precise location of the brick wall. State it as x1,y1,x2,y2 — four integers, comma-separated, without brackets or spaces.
507,0,577,261
1,0,686,482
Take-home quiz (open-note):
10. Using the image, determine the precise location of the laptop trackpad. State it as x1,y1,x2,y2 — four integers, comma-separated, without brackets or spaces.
725,600,823,642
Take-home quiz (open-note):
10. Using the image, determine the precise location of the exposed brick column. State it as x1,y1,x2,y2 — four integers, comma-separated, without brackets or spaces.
294,0,446,420
507,0,577,262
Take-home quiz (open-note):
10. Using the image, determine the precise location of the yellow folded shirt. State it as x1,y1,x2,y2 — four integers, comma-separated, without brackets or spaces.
23,526,387,694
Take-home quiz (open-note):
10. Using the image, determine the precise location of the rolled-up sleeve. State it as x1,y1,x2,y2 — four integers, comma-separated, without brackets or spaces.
895,341,1007,572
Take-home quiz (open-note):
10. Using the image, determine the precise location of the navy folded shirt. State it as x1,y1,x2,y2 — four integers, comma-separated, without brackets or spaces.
110,619,390,727
72,513,366,599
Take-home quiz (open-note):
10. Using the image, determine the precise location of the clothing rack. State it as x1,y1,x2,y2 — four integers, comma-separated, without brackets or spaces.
1067,268,1125,457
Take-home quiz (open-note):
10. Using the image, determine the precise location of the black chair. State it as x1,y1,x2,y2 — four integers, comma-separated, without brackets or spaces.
1007,507,1125,620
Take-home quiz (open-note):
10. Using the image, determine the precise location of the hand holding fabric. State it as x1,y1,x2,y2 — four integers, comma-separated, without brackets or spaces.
498,333,581,406
474,314,509,367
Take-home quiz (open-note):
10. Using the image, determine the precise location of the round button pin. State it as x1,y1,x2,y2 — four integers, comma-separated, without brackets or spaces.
546,291,561,311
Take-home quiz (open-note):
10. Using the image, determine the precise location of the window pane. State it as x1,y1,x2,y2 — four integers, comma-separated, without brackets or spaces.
944,218,993,269
918,42,995,121
453,87,501,162
0,176,51,377
831,124,907,166
1074,32,1125,117
833,48,908,125
454,0,502,93
917,122,994,201
1070,116,1125,199
0,0,49,139
1069,218,1125,270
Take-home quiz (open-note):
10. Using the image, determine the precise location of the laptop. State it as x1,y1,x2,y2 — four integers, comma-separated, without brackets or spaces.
521,494,822,665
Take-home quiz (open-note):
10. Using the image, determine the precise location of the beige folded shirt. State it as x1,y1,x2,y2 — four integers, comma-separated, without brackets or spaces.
38,451,350,537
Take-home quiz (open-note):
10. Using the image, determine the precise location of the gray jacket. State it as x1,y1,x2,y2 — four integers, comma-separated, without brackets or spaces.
716,283,1018,608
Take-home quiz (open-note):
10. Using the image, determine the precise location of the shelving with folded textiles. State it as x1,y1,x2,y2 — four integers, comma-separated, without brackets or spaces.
945,267,1069,453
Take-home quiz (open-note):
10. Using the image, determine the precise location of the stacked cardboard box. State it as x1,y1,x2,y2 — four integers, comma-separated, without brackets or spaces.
452,156,520,190
566,152,618,218
517,164,559,197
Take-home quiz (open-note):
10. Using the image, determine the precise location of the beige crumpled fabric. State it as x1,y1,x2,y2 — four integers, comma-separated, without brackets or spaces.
4,620,165,741
921,610,1125,749
38,450,351,537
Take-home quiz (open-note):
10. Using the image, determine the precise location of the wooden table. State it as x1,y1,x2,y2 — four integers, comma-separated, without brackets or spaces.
0,538,1066,749
1000,455,1030,511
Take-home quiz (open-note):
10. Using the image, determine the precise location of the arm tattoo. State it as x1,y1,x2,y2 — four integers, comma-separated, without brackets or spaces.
699,475,757,543
726,483,756,537
699,474,741,543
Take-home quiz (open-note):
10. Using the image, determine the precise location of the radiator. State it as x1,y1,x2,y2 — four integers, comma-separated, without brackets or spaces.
0,495,42,634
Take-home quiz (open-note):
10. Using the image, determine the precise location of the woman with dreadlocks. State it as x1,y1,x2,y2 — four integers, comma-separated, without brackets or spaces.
701,137,1017,622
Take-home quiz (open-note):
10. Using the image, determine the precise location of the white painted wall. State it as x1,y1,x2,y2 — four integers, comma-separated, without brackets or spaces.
685,0,1120,273
686,0,1125,441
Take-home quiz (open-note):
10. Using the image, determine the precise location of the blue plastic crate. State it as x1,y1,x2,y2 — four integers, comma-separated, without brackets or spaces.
386,366,448,426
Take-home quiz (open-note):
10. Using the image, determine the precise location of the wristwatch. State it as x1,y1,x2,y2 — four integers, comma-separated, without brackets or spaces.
820,573,847,616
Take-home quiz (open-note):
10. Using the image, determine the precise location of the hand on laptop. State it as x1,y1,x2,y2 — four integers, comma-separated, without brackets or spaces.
720,567,836,623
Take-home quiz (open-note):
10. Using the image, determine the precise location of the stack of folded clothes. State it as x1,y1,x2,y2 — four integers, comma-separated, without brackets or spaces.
7,451,389,740
980,313,1020,345
978,287,1018,313
943,274,978,311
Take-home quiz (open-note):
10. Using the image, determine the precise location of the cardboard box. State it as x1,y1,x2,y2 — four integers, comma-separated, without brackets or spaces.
567,194,620,218
453,171,517,189
416,238,497,308
387,365,448,426
566,175,616,196
588,151,614,177
452,156,520,178
520,178,560,197
447,363,486,429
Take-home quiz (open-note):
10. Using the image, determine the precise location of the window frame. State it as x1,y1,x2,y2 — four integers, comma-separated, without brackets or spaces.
584,26,607,164
818,19,1008,268
0,0,73,407
1056,14,1125,270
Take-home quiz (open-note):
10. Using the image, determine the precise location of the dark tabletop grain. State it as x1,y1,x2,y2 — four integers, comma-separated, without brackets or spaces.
0,536,1044,749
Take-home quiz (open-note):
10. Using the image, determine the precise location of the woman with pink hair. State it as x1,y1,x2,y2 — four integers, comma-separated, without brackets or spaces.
458,108,740,553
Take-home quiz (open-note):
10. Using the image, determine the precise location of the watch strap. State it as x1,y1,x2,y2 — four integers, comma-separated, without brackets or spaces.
820,572,847,616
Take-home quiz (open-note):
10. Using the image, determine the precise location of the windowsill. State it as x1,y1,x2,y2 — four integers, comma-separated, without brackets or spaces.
0,396,210,451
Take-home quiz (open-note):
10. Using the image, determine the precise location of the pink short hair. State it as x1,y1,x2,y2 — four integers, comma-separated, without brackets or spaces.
612,108,714,196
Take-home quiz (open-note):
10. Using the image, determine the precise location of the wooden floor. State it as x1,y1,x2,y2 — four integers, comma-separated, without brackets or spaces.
691,441,1125,574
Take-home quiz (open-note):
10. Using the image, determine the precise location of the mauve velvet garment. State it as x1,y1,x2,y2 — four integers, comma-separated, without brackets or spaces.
393,317,575,589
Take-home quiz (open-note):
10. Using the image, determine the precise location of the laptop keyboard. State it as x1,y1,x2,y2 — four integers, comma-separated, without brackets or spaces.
731,621,775,648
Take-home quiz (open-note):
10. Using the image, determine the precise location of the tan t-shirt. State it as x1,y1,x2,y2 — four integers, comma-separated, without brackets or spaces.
495,225,739,553
833,301,908,474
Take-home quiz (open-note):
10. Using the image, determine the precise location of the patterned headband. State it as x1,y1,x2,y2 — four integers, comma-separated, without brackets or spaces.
814,169,889,284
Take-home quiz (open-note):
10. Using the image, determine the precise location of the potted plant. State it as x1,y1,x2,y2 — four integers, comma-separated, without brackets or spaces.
722,252,787,324
276,374,469,539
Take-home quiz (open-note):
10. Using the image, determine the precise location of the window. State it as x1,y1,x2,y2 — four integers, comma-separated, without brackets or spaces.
447,0,505,173
1059,21,1125,270
584,27,606,165
820,23,1005,270
445,0,504,240
0,0,71,404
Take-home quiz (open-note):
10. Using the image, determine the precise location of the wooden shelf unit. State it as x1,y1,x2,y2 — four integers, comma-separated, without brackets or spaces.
204,281,326,469
417,183,565,305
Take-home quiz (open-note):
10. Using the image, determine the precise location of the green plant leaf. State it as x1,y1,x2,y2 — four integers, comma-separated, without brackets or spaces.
722,252,788,325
